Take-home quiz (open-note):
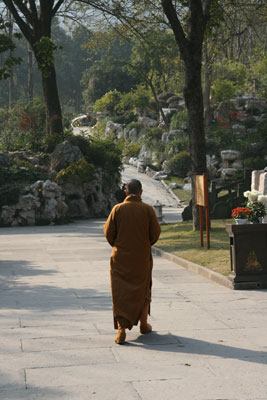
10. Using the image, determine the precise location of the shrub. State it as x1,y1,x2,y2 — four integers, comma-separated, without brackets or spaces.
68,135,122,183
166,151,191,178
122,142,142,158
56,158,95,184
0,159,47,187
93,90,121,114
211,78,236,101
170,110,188,130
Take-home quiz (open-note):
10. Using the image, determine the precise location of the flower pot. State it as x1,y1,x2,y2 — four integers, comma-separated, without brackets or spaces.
235,218,248,225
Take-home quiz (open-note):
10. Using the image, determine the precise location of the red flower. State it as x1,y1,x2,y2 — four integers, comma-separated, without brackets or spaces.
232,207,251,219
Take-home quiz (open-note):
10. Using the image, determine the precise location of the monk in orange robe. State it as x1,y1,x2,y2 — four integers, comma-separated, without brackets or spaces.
103,179,161,344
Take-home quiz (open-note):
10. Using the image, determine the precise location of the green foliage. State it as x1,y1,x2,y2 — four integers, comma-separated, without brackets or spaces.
0,159,47,187
55,158,95,184
34,37,60,77
244,157,266,171
166,151,191,178
0,17,22,80
68,135,122,182
122,141,142,158
211,78,236,101
93,90,121,114
165,136,189,154
141,127,164,152
0,99,46,151
253,54,267,100
170,110,188,130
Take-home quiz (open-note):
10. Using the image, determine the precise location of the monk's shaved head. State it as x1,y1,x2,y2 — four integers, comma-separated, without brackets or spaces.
126,179,142,195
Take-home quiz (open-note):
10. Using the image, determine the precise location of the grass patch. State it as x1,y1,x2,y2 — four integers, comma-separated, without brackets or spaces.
156,219,233,276
164,176,192,205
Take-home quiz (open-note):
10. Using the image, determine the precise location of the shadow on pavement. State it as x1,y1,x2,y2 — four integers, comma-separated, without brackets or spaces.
0,259,112,312
126,332,267,365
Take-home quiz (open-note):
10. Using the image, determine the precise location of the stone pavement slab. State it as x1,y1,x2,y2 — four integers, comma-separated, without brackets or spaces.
0,219,267,400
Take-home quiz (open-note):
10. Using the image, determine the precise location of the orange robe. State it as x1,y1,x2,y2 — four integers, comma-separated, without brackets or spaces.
103,195,161,330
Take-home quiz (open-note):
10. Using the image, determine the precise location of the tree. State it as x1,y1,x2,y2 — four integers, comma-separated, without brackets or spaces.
2,0,65,136
0,12,21,81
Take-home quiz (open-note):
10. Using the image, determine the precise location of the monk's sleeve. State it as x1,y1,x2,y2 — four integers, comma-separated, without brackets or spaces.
103,208,117,247
149,208,161,245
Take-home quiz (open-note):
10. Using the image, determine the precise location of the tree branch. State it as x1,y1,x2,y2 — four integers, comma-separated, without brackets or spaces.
2,0,33,42
52,0,66,18
161,0,187,58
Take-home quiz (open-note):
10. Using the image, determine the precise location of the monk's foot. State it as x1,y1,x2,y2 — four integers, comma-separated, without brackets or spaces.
140,323,152,334
114,329,126,344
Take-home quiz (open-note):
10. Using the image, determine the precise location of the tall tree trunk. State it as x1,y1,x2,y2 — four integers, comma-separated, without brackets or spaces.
8,10,14,108
41,64,63,136
183,55,207,229
203,44,212,128
27,43,33,103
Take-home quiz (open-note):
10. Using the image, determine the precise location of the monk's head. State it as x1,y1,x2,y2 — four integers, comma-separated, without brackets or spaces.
125,179,142,196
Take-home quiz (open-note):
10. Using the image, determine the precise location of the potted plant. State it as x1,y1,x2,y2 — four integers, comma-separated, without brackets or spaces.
231,207,251,224
244,191,267,223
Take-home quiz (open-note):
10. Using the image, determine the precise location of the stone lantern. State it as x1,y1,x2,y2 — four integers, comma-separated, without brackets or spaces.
153,200,164,223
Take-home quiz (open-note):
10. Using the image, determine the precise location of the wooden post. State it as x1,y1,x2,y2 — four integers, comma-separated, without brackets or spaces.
195,174,210,249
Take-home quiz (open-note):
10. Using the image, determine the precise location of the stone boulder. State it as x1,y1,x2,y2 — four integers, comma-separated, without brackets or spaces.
105,121,123,138
50,141,84,172
232,124,246,138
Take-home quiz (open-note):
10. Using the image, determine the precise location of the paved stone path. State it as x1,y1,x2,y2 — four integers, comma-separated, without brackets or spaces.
121,164,184,223
0,219,267,399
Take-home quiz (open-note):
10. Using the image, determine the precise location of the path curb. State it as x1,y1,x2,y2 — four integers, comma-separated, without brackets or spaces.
152,246,234,290
160,179,183,207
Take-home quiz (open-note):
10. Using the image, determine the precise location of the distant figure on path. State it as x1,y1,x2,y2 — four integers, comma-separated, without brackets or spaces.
103,179,161,344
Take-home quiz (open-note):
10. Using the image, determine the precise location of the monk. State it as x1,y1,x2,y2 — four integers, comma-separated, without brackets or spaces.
103,179,161,344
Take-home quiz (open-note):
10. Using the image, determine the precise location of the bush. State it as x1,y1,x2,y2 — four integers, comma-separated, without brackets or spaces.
170,110,188,130
122,142,142,158
0,159,47,187
0,99,46,152
211,78,236,101
166,151,191,178
68,135,122,183
244,157,266,171
56,158,95,184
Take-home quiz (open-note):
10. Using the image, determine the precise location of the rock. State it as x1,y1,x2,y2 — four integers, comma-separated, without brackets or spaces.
17,209,36,226
231,160,243,169
128,127,138,142
43,180,62,199
68,198,89,218
105,121,123,137
31,181,44,197
232,124,246,138
167,95,182,104
221,168,240,180
160,108,177,122
157,92,176,102
0,206,16,226
162,160,171,174
50,141,84,172
61,182,83,197
145,166,156,178
169,182,183,189
221,150,242,161
137,160,145,173
153,171,168,180
183,183,192,191
17,194,40,210
42,198,59,221
138,116,158,128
